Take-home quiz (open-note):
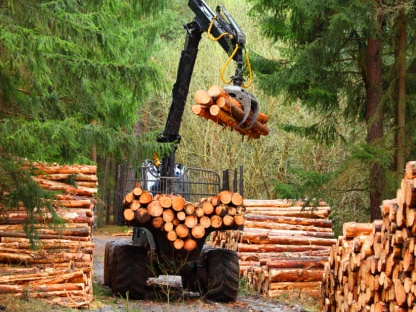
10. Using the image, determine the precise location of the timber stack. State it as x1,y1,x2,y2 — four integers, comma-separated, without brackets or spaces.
122,188,245,251
0,163,97,308
192,85,269,139
209,199,336,299
321,160,416,312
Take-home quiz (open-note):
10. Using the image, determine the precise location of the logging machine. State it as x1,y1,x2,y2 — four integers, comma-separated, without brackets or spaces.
104,0,259,302
157,0,259,184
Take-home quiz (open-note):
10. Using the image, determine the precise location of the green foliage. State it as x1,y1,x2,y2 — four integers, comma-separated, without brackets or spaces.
248,0,416,223
0,0,168,163
273,168,333,202
0,0,170,237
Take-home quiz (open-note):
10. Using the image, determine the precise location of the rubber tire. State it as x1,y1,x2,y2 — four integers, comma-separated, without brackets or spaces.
104,240,120,287
110,241,153,299
203,248,240,302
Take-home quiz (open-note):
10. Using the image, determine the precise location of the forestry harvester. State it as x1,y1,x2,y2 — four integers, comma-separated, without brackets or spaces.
104,0,262,302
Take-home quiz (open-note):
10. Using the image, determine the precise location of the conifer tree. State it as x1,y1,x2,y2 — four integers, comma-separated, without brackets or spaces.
0,0,168,236
249,0,416,220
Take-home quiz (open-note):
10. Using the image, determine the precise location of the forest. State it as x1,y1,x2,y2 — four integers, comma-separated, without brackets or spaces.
0,0,415,236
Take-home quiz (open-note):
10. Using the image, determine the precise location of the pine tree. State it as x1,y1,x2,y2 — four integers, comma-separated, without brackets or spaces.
249,0,416,221
0,0,168,238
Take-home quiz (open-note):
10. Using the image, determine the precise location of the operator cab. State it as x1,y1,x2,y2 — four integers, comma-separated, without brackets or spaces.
140,160,189,199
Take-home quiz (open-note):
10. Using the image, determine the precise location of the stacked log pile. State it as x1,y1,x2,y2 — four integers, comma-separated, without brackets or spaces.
321,160,416,312
122,188,245,251
0,163,97,308
209,199,336,298
192,85,269,139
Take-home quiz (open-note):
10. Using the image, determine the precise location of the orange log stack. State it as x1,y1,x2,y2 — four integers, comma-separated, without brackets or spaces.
208,198,336,299
122,189,246,252
0,163,97,308
322,160,416,312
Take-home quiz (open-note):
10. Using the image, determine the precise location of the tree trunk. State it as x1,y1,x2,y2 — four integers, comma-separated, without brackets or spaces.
395,5,406,173
366,19,385,221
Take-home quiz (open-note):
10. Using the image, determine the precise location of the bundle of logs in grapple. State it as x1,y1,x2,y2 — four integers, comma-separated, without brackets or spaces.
122,187,245,251
192,85,269,139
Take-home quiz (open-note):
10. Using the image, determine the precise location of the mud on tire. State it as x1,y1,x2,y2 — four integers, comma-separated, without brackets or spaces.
201,247,240,302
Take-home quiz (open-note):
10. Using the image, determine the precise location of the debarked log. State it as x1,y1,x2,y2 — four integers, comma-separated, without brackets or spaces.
268,268,325,282
244,214,333,228
238,243,332,253
241,232,336,246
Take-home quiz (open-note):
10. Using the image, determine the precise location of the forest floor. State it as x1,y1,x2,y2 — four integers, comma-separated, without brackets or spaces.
89,227,320,312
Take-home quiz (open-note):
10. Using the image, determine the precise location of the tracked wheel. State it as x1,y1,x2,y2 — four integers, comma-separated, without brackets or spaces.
202,247,240,302
107,240,153,299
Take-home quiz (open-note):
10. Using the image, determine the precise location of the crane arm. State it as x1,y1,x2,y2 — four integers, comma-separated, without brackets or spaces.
158,0,258,179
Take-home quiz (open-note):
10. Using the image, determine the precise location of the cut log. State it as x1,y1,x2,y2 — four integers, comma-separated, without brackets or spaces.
218,190,232,205
163,221,174,232
210,215,223,228
227,206,237,216
32,177,97,197
184,203,195,215
162,209,175,222
159,194,172,209
192,104,225,126
231,192,244,206
166,230,177,242
201,200,215,215
238,243,332,253
173,239,184,250
135,208,150,223
33,163,97,175
210,195,220,206
184,215,198,228
268,281,322,291
191,224,205,239
199,215,211,228
139,191,153,205
215,204,228,217
123,192,134,205
215,97,269,136
195,206,204,218
223,214,235,226
171,195,185,211
151,216,164,229
209,105,260,138
207,85,269,124
242,227,334,239
130,200,141,211
403,178,416,207
266,257,328,269
234,214,245,226
194,89,214,106
183,238,197,251
268,268,325,282
175,224,190,238
147,200,163,217
176,210,186,221
123,209,135,221
132,187,143,197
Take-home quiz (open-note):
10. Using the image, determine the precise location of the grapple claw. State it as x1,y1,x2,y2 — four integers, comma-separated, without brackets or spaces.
224,85,259,129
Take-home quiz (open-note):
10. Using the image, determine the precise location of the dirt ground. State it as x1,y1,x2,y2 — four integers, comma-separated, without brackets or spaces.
91,234,316,312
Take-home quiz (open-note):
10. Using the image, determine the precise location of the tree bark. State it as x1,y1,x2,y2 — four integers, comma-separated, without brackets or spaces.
394,4,406,173
365,17,385,221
